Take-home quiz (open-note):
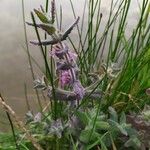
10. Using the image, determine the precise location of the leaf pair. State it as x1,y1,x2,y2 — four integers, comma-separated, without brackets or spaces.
34,9,51,24
27,7,80,46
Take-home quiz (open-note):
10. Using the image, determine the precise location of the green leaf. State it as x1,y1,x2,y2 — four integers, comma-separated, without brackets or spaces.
95,121,110,131
102,132,118,147
124,136,141,148
39,24,56,35
79,129,100,144
0,133,17,150
100,139,108,150
108,107,118,122
87,137,102,149
124,125,137,137
34,9,49,23
75,110,89,126
119,112,126,124
108,119,128,136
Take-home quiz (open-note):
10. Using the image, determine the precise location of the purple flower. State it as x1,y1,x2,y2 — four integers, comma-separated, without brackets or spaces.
56,61,73,71
73,80,85,100
60,70,72,87
51,0,55,23
50,43,77,62
67,51,77,62
64,44,77,62
50,44,68,59
48,119,64,138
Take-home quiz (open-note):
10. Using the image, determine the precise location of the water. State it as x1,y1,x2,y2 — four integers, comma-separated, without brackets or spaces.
0,0,139,131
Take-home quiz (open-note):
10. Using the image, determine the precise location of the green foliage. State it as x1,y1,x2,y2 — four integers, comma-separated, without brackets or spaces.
124,136,141,149
76,107,140,149
0,107,141,150
0,133,16,150
34,9,50,24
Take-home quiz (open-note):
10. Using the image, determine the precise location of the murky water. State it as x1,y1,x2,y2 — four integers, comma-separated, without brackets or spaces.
0,0,139,131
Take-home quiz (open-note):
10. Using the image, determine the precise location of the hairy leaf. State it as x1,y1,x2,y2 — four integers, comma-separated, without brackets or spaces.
39,24,56,35
108,119,128,136
79,129,100,144
120,112,126,124
34,9,49,23
75,110,89,126
125,136,141,148
95,121,110,131
109,107,118,122
61,17,80,40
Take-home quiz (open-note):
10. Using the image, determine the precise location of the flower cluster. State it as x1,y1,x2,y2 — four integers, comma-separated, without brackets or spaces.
28,6,102,104
50,42,85,101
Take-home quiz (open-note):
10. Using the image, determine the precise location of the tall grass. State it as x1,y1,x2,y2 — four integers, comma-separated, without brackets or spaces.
22,0,43,111
68,0,150,112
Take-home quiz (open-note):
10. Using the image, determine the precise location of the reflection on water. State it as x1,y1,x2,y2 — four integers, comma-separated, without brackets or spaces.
0,0,139,131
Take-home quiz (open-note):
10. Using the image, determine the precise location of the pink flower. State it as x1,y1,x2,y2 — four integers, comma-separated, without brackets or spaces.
50,44,68,59
73,80,85,100
67,51,77,62
64,43,77,62
50,43,77,62
60,70,72,87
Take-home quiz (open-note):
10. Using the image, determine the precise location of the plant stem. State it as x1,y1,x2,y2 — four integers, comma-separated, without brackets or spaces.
22,0,42,112
0,94,19,150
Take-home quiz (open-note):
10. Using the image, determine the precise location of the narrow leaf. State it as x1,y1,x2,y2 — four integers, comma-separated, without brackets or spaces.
120,112,126,124
62,17,80,40
30,39,59,45
109,107,118,122
39,24,56,35
100,140,108,150
34,9,49,23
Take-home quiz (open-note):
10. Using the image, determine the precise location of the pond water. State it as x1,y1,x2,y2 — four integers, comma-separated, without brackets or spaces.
0,0,140,131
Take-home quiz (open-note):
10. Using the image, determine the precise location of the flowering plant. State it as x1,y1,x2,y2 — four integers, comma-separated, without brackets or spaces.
27,3,102,106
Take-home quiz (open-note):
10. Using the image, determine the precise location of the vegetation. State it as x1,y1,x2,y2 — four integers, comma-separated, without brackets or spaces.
0,0,150,149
